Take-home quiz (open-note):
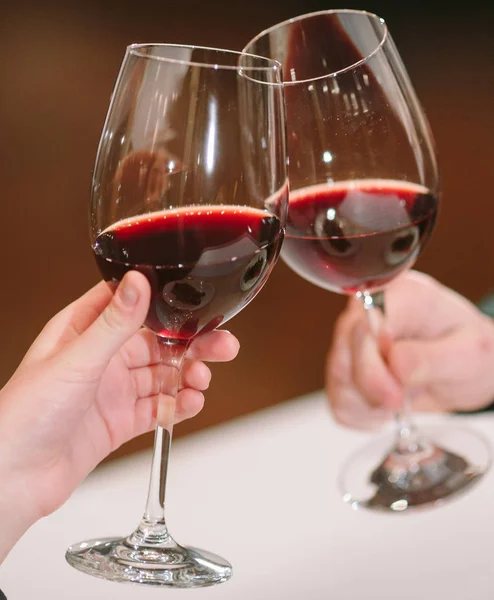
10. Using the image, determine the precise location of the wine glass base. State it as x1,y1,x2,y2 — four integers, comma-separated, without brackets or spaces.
339,425,491,512
65,537,232,588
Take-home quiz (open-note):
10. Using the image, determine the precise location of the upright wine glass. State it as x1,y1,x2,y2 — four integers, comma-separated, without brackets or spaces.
65,44,287,585
245,10,490,512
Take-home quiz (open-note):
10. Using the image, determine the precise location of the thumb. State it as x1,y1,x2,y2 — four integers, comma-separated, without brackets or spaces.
66,271,151,373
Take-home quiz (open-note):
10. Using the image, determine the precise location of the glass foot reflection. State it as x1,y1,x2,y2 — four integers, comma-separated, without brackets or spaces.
340,425,490,512
66,537,232,587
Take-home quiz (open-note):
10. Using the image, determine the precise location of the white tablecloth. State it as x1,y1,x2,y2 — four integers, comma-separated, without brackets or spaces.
3,391,494,599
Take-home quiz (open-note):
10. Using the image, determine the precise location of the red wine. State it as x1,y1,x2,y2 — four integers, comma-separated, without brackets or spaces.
282,180,438,294
94,206,283,339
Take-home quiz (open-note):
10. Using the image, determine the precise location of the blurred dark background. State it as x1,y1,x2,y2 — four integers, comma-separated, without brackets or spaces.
1,1,493,458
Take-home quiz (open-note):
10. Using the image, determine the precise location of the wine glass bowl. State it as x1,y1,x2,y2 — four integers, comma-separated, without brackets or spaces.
244,10,490,511
66,44,287,586
91,44,287,342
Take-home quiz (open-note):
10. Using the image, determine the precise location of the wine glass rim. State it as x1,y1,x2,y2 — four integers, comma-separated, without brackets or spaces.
128,42,283,73
243,8,388,86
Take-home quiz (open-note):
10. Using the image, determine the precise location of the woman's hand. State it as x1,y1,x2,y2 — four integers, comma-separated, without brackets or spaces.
0,272,239,560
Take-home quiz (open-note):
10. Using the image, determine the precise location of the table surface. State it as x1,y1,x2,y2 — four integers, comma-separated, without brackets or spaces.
3,391,494,599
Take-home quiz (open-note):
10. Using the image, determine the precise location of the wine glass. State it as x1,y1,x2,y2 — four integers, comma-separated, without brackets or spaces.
245,10,490,512
65,44,287,585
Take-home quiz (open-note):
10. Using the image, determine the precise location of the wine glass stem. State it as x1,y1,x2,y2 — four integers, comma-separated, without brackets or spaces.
127,337,190,547
359,290,420,454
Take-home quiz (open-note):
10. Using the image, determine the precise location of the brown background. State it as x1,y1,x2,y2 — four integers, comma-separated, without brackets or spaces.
0,1,493,459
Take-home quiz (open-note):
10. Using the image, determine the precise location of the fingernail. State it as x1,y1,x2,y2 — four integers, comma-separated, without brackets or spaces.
118,277,139,307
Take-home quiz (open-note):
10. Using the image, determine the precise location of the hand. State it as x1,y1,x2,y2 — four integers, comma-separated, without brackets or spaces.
326,271,494,429
0,272,239,559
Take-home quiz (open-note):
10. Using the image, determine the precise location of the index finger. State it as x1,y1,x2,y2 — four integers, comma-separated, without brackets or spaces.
384,271,478,341
188,330,240,362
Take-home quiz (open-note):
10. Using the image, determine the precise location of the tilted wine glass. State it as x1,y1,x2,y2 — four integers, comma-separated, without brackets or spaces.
245,10,490,512
65,43,287,585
